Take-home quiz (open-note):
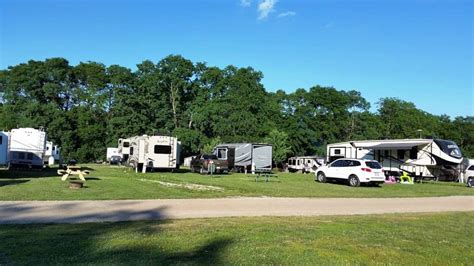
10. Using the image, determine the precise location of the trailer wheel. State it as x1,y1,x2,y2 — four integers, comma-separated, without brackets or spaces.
348,175,360,187
316,172,326,183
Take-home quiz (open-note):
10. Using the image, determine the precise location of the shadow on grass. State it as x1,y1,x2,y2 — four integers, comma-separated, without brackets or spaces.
0,179,29,187
0,168,59,179
0,205,234,264
85,177,101,181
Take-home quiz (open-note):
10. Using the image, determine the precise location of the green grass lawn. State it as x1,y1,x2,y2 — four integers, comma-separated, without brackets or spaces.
0,165,472,200
0,212,472,264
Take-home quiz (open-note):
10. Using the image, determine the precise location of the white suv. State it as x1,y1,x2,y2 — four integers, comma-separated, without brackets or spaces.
464,164,474,188
316,159,384,187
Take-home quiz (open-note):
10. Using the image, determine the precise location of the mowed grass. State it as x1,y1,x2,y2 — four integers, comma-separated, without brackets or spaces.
0,164,472,200
0,212,472,264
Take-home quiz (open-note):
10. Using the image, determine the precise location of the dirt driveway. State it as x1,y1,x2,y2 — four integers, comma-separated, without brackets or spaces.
0,196,472,224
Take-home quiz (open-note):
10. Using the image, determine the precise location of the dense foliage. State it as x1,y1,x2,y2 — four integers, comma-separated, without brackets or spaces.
0,56,472,162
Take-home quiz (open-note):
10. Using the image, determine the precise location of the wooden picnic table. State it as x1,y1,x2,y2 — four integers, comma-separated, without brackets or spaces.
58,165,89,182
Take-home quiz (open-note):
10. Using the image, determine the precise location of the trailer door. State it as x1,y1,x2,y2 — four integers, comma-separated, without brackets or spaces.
228,148,235,169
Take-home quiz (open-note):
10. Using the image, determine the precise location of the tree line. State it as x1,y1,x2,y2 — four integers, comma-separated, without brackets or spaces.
0,55,472,163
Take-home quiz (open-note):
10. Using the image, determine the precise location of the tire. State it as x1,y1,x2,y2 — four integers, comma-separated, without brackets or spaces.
468,177,474,188
348,175,360,187
316,172,326,183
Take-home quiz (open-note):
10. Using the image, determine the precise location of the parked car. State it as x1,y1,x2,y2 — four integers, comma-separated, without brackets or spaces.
109,155,122,165
463,163,474,188
190,154,229,174
315,159,384,187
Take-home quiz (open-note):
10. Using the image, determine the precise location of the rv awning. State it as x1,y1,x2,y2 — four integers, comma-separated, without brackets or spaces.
350,140,431,149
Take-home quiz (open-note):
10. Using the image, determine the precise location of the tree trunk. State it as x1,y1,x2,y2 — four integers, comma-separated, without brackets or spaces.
170,82,178,128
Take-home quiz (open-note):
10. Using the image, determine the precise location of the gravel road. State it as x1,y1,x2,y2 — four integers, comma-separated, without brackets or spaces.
0,196,472,224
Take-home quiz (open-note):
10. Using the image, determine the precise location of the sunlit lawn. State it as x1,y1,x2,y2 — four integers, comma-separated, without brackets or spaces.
0,212,472,264
0,164,472,200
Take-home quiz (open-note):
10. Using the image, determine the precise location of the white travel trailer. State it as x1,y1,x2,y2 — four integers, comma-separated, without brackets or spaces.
326,139,464,181
0,131,10,166
106,147,122,162
125,135,181,172
8,128,47,169
287,156,325,173
213,143,273,173
45,141,61,166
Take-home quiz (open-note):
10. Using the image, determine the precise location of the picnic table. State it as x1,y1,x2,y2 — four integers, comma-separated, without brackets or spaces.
254,171,279,182
58,165,89,182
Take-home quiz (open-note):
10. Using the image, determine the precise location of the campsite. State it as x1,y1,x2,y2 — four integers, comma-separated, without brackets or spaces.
1,0,473,265
1,165,473,200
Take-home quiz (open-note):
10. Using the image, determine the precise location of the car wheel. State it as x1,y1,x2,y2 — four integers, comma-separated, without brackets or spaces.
316,172,326,183
348,175,360,187
468,177,474,188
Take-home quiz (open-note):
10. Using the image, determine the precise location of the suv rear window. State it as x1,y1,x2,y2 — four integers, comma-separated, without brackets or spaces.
365,161,382,169
346,160,361,167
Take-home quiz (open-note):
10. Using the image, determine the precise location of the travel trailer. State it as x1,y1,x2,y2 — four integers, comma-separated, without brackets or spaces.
213,143,272,173
124,135,181,172
44,141,61,166
287,156,325,173
326,139,463,181
106,147,122,162
8,128,47,169
0,131,9,166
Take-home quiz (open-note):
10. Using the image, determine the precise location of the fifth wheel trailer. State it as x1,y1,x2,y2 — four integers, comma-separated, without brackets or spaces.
122,135,181,172
213,143,272,173
326,139,463,181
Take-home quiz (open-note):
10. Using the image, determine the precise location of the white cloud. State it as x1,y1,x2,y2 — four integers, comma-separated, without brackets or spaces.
277,11,296,18
258,0,277,20
240,0,251,7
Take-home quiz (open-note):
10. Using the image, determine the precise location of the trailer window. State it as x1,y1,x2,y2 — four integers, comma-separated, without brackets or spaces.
217,148,227,159
410,147,417,159
0,136,2,145
334,149,341,155
154,145,171,154
123,142,130,148
397,150,406,160
129,147,134,155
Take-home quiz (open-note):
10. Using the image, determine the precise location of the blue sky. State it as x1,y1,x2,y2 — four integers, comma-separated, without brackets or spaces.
1,0,472,117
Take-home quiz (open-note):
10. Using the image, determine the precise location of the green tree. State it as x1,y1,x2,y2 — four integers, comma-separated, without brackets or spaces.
264,129,291,166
